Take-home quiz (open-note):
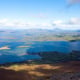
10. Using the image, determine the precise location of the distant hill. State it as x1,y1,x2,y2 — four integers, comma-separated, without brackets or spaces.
0,29,80,42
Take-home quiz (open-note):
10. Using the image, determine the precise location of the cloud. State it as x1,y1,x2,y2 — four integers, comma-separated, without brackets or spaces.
58,23,80,30
0,18,80,30
67,0,80,4
68,18,80,24
0,19,29,29
52,20,63,25
31,13,47,19
0,19,8,25
36,13,47,18
52,18,80,30
0,18,53,29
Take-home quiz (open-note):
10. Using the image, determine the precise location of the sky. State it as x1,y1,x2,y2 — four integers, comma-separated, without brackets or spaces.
0,0,80,30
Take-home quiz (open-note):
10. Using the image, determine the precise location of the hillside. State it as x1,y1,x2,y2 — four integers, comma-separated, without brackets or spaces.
0,61,80,80
0,50,80,80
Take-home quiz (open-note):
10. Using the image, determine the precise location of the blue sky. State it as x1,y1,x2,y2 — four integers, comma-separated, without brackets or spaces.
0,0,80,30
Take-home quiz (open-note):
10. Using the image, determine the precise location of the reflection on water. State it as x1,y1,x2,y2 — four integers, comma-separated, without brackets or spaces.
0,41,80,64
27,41,80,54
0,54,41,64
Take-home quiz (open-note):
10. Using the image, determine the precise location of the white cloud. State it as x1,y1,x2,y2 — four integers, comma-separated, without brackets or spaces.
69,18,80,24
58,24,80,30
0,19,29,29
52,18,80,30
52,20,63,25
0,19,8,23
0,19,8,25
0,18,53,29
0,18,80,30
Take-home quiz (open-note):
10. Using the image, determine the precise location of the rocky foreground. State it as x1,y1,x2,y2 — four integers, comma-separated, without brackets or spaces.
0,61,80,80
